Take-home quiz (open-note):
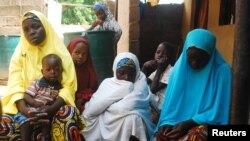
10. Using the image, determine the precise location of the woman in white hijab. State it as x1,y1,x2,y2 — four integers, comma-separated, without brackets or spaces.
82,52,155,141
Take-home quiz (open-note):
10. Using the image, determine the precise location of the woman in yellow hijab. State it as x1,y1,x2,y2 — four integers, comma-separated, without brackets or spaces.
1,10,83,141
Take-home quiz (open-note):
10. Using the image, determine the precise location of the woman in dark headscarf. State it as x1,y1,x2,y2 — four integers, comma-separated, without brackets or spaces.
67,37,98,114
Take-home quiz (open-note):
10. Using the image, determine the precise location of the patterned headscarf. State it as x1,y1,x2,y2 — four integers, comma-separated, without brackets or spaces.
93,2,112,22
22,14,40,21
93,2,107,11
116,57,136,70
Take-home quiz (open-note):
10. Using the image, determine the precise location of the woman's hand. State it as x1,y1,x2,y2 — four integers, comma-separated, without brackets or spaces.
155,125,173,141
164,120,198,140
27,108,49,125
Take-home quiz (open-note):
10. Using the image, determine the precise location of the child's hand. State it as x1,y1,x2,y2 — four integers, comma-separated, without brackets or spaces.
32,100,44,108
157,56,168,71
90,20,103,29
76,99,86,108
143,60,157,70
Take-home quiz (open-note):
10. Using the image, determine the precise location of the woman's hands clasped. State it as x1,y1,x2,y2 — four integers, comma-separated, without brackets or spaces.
155,120,198,141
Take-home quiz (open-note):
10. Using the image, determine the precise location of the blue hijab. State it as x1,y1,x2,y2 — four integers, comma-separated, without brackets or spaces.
157,29,232,129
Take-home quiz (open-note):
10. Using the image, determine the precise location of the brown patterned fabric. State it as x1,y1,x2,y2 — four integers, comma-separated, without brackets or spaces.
0,105,84,141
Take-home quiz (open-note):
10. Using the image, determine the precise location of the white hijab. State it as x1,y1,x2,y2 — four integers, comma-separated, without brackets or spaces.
82,52,155,141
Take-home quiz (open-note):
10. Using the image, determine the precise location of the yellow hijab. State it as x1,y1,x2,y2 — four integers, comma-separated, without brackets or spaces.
2,10,77,114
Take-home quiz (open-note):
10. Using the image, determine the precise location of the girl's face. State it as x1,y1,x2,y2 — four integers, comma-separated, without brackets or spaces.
187,46,210,69
116,66,136,83
95,9,106,21
155,44,167,61
22,18,46,45
71,42,88,66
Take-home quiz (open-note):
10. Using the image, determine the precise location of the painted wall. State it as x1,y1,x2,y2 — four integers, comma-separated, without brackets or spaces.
181,0,234,66
117,0,140,55
207,0,235,66
117,0,130,53
181,0,194,40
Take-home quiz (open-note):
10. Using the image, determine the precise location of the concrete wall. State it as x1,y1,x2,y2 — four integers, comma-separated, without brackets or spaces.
117,0,140,56
117,0,130,53
0,0,47,35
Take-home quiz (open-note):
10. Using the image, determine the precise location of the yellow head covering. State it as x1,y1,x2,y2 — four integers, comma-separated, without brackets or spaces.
1,10,77,114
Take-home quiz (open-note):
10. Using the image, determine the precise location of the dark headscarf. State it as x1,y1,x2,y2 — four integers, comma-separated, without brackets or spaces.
67,37,98,112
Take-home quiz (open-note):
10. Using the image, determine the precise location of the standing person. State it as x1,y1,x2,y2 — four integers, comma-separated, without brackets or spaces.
82,52,155,141
67,37,98,114
16,54,63,141
155,29,232,141
142,42,175,124
1,10,83,141
88,2,122,54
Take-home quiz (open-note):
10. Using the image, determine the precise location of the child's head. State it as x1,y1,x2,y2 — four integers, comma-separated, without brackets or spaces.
154,42,175,65
41,54,62,83
116,58,136,83
93,2,107,21
67,38,89,66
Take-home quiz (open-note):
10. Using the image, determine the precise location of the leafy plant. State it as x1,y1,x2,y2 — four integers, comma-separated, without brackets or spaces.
58,0,106,25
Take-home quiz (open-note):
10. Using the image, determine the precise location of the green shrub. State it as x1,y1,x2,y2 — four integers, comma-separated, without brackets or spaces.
58,0,105,25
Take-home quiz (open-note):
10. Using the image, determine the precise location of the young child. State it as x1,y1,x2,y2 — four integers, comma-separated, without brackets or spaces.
142,41,176,124
67,37,98,114
14,54,63,141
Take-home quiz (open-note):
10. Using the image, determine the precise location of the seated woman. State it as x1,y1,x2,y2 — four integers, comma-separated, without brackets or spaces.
155,29,232,141
67,37,98,114
82,52,155,141
0,10,83,141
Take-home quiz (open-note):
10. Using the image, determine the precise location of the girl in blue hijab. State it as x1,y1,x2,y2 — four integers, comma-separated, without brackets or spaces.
89,2,122,49
154,29,232,141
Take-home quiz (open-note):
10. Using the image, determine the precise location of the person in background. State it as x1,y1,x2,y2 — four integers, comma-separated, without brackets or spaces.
82,52,155,141
155,29,232,141
67,37,98,114
1,10,83,141
16,54,62,141
142,42,175,124
88,2,122,54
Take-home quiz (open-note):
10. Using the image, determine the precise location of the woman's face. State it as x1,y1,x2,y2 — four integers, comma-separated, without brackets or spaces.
22,18,46,45
187,46,210,69
116,66,136,83
95,9,106,21
71,42,88,66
